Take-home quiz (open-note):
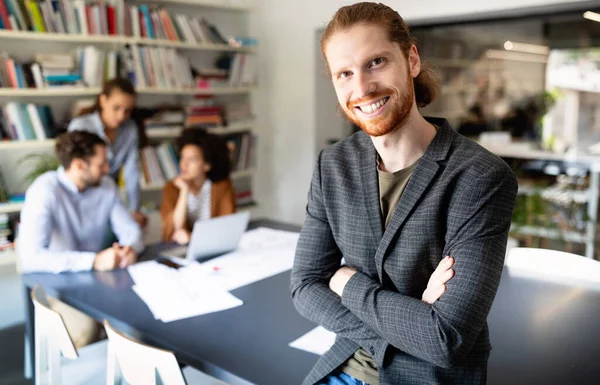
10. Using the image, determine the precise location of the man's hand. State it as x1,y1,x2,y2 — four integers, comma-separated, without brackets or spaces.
329,266,357,296
422,256,455,304
93,247,119,271
132,211,147,228
171,228,191,245
113,243,137,268
173,176,190,192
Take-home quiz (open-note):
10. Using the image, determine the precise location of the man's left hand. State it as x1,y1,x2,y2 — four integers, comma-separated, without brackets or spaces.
329,266,357,296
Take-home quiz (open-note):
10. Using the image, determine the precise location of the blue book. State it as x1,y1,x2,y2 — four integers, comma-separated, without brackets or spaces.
139,5,154,39
15,64,25,88
44,74,81,82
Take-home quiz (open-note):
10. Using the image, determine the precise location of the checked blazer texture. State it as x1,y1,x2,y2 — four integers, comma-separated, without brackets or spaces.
291,118,518,385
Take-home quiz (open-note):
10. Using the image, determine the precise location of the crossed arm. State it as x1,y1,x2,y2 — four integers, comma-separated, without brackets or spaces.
291,156,517,368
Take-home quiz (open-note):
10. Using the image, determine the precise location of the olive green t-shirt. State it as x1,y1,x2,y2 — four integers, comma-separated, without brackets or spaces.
339,158,419,384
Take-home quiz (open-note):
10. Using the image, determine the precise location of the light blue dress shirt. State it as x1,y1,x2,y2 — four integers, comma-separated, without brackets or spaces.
18,167,144,273
68,112,141,211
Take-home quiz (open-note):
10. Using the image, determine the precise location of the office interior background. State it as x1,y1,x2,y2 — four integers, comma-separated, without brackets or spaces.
1,0,600,384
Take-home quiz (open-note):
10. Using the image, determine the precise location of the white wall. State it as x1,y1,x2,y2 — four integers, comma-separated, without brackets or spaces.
250,0,589,225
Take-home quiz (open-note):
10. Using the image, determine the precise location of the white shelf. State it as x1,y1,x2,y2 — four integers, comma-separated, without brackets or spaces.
0,86,256,97
146,121,255,138
511,225,590,244
517,186,590,204
0,139,55,149
141,168,255,191
0,30,256,52
0,87,100,97
0,249,16,267
0,202,24,214
136,86,257,95
131,0,254,11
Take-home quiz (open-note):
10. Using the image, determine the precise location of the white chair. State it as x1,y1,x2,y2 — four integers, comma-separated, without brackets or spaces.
103,320,227,385
31,285,107,385
505,247,600,284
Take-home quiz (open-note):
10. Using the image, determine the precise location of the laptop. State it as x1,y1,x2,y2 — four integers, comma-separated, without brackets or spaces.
162,211,251,263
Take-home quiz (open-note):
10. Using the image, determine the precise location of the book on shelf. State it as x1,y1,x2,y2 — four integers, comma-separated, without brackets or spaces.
185,96,223,127
222,130,256,172
140,141,179,187
233,172,253,207
0,0,250,48
125,44,194,89
0,102,57,140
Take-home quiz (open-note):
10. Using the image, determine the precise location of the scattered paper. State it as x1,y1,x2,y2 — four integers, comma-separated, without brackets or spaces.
289,326,336,355
180,227,300,292
127,227,301,322
128,261,243,322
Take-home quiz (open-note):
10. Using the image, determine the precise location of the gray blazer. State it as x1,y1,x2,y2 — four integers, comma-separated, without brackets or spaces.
291,119,518,385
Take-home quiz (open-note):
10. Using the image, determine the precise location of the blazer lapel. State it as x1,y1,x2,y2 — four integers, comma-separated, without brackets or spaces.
357,133,384,247
374,120,456,280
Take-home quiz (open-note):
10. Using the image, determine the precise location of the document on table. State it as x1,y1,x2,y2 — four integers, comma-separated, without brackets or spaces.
289,326,336,355
127,227,300,321
182,227,301,291
128,261,243,322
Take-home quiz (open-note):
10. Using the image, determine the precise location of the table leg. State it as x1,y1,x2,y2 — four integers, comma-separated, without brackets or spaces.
23,285,35,382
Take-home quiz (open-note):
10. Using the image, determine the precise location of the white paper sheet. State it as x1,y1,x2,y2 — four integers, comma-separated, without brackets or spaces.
289,326,336,355
127,227,300,322
128,261,243,322
178,227,300,291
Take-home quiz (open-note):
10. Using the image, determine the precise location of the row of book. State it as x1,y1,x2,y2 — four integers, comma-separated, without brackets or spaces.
126,45,194,89
0,48,255,89
223,131,255,173
140,141,179,186
0,0,246,46
0,102,57,140
0,49,120,88
140,131,256,186
185,96,224,127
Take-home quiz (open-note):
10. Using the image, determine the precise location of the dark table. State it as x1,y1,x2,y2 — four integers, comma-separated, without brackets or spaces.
22,219,600,385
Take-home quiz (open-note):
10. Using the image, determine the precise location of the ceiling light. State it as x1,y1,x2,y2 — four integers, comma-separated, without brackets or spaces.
504,40,549,55
583,11,600,23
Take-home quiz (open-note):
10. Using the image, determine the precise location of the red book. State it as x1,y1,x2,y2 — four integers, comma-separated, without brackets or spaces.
107,6,116,35
0,0,11,30
85,5,93,34
139,11,147,38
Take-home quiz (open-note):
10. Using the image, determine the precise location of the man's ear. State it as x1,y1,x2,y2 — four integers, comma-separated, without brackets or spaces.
408,44,421,78
70,158,85,172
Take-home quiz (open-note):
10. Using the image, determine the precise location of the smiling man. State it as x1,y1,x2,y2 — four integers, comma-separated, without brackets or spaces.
291,3,518,385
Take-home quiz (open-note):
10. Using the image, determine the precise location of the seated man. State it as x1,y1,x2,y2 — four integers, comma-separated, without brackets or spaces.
19,130,144,347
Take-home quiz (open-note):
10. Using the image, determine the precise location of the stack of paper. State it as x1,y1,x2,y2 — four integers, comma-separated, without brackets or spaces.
128,227,301,322
289,326,337,355
128,261,243,322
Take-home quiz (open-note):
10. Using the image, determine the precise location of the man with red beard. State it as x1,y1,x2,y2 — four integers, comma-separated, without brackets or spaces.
291,3,518,385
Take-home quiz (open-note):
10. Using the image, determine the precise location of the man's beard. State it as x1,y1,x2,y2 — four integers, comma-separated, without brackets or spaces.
81,172,102,189
344,70,415,137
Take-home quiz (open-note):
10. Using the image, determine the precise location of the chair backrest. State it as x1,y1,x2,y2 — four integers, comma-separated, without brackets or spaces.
103,320,187,385
506,247,600,284
31,286,78,385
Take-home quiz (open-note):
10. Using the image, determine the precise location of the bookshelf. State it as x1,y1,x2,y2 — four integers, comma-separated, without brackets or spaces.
0,30,256,52
131,0,254,11
0,139,55,150
0,202,24,214
0,0,260,256
140,168,256,191
0,86,256,97
0,121,255,149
